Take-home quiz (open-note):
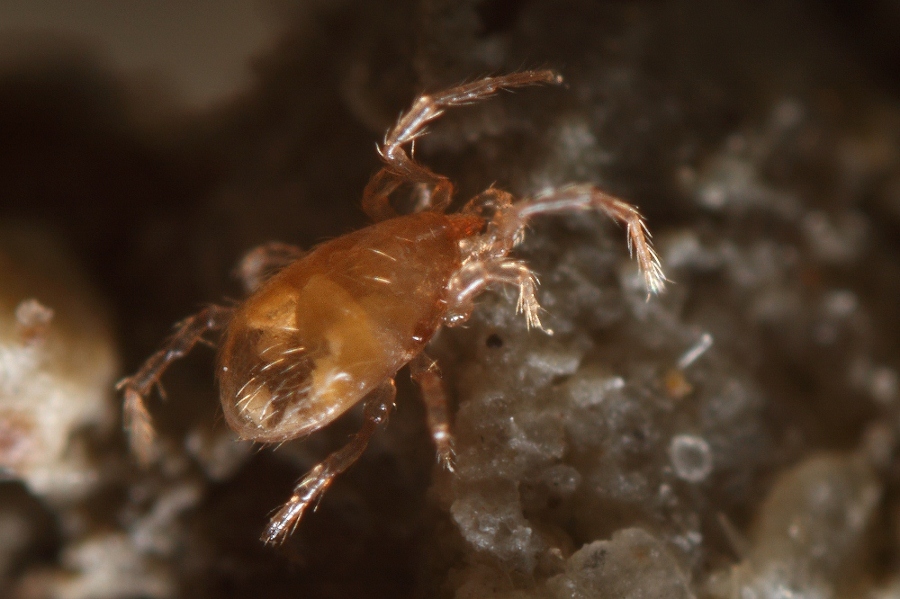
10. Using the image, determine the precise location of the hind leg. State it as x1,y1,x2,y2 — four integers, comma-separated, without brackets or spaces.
262,380,396,544
236,242,305,293
118,305,233,464
410,353,455,470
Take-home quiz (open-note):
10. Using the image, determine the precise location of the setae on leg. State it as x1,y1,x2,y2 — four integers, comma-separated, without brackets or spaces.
118,304,234,465
262,379,396,545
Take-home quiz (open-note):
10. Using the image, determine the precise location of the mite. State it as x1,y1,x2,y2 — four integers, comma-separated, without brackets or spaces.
118,70,666,545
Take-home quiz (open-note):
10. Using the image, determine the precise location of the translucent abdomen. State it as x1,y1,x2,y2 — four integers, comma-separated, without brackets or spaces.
217,212,478,442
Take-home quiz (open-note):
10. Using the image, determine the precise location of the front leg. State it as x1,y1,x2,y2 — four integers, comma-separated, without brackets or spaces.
262,380,396,545
362,70,563,222
494,184,667,296
444,259,545,331
118,305,233,464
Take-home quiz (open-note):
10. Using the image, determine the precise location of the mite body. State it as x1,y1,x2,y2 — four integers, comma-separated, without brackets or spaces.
119,70,665,545
219,211,479,443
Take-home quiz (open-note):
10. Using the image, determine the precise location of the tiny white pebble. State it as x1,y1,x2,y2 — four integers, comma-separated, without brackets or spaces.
669,434,714,483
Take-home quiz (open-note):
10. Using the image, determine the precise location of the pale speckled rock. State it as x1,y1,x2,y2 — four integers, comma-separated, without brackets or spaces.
705,452,882,599
545,528,694,599
0,227,117,501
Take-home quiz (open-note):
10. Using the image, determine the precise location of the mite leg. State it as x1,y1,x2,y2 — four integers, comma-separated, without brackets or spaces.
459,186,515,220
444,259,544,331
236,241,305,293
262,380,396,545
410,353,455,470
118,305,233,465
361,168,415,222
362,70,563,222
495,184,666,296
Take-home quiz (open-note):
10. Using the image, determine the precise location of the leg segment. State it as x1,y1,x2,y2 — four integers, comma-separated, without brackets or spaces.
118,305,233,465
495,184,666,296
262,380,396,545
459,186,515,220
410,353,455,471
362,70,563,222
362,168,418,222
444,259,544,331
236,241,305,294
